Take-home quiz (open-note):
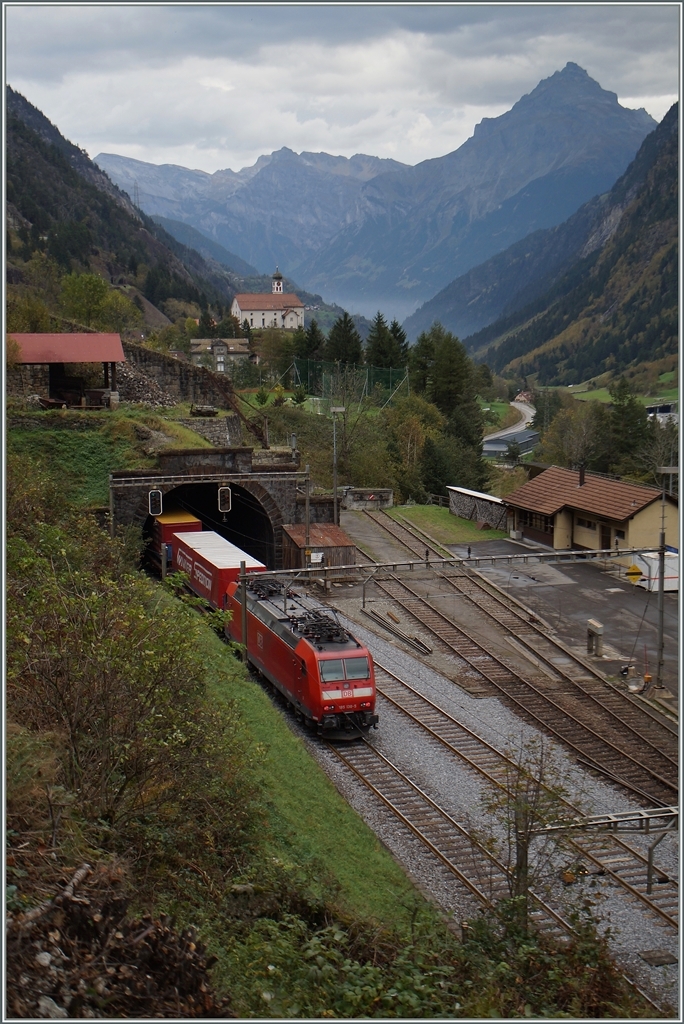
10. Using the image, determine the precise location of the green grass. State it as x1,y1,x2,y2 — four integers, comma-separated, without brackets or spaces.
572,386,679,405
387,504,508,543
202,634,423,928
6,410,215,506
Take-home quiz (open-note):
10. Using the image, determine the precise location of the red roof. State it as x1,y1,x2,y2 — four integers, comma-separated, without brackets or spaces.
232,294,303,311
283,524,355,549
9,333,125,364
505,466,669,522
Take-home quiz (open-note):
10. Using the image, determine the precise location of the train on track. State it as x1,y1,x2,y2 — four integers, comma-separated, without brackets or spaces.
224,576,378,739
149,510,378,739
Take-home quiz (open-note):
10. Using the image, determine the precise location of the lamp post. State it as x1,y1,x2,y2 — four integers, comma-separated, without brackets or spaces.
331,407,345,526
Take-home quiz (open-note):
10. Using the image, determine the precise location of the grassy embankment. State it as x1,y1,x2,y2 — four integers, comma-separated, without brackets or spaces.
388,503,508,543
5,406,429,929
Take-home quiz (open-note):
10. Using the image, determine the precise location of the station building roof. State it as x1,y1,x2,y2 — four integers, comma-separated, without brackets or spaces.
505,466,672,522
9,333,125,364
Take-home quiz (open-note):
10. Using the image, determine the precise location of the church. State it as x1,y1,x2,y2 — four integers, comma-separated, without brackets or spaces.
231,268,305,330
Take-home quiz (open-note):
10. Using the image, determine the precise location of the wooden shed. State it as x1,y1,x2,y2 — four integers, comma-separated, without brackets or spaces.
281,524,356,574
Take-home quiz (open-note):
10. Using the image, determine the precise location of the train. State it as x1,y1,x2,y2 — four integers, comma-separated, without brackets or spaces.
149,509,378,739
224,576,378,738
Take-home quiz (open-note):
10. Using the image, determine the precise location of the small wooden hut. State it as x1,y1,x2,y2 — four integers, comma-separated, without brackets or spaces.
281,524,356,574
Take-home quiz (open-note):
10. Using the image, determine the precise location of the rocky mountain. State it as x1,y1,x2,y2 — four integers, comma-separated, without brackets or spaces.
96,149,408,281
404,103,675,342
299,65,655,315
465,103,677,385
96,65,655,320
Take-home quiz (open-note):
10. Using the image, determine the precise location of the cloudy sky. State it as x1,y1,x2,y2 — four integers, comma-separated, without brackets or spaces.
5,4,680,174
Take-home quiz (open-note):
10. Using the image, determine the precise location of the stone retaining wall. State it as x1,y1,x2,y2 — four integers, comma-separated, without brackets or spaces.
177,416,243,446
448,489,509,530
122,343,240,410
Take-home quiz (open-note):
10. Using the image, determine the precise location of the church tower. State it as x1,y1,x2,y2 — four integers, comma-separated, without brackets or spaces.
272,266,283,294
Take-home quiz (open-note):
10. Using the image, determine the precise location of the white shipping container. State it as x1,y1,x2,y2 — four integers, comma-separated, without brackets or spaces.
632,552,679,592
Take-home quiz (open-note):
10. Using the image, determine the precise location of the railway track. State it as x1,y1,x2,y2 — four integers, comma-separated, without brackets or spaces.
375,663,678,932
364,508,446,561
325,737,572,945
374,574,678,806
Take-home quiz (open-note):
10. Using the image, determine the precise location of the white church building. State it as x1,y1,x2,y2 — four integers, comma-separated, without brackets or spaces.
231,268,305,330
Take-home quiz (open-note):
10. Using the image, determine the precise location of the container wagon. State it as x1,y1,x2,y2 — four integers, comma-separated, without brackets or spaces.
173,530,267,607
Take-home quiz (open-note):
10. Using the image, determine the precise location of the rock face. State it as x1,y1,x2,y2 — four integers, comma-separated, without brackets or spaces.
96,148,408,278
97,65,655,319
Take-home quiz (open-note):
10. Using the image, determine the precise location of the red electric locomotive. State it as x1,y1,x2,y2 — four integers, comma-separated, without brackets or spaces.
225,576,378,739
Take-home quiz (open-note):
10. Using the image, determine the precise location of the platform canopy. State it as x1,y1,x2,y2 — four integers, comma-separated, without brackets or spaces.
9,333,125,364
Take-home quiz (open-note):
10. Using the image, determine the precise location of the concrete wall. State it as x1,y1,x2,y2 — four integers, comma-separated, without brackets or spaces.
449,490,507,529
553,509,573,549
341,487,393,510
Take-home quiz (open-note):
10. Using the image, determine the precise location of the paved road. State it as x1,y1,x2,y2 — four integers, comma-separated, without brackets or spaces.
486,401,535,440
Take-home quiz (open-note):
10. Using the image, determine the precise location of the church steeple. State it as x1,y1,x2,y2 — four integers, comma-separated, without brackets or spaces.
272,266,283,294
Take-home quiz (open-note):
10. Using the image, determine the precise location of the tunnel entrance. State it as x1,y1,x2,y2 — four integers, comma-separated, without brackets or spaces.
143,482,276,568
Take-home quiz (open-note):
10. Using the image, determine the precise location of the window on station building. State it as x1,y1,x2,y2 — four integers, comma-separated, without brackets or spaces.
576,517,596,530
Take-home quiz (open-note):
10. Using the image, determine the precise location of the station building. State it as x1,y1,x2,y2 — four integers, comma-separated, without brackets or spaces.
505,465,678,552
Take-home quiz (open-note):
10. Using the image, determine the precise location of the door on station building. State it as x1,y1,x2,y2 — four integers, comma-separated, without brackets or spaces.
600,524,611,550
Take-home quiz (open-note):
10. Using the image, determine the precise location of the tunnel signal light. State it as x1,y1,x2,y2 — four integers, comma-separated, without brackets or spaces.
218,486,232,513
148,489,163,516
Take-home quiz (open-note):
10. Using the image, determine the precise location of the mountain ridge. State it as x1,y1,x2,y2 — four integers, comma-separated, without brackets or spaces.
95,64,656,318
464,103,678,385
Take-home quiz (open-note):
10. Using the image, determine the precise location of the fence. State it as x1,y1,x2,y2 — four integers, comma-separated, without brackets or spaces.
292,357,409,402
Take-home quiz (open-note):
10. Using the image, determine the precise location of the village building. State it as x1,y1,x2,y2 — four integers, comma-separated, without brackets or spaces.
231,267,304,330
504,465,678,552
189,337,251,372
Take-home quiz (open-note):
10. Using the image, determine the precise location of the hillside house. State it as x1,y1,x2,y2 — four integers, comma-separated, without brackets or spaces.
231,267,304,330
190,338,251,372
505,465,678,552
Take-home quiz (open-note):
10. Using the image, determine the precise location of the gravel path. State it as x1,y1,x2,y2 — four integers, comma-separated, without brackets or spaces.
279,594,678,1012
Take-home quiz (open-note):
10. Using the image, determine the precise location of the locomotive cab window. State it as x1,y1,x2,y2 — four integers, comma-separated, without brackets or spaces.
344,656,370,679
319,659,345,682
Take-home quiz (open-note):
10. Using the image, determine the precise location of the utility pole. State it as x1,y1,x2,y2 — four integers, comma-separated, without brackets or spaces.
305,462,311,569
654,490,666,691
331,407,345,526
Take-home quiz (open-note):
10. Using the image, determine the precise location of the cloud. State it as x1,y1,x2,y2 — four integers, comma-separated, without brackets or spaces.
6,4,679,172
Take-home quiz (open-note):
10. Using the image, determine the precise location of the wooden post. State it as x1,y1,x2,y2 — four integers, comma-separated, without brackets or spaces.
103,362,109,387
240,561,248,663
111,362,117,391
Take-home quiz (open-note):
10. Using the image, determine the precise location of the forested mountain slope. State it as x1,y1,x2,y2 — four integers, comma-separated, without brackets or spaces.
465,103,678,385
6,87,258,314
405,103,677,343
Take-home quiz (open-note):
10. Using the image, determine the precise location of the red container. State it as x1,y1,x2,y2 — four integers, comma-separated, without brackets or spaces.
173,531,266,609
151,510,202,570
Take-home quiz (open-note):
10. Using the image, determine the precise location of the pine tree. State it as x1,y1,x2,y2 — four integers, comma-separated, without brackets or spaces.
324,312,362,364
297,319,326,359
389,319,409,364
365,311,397,367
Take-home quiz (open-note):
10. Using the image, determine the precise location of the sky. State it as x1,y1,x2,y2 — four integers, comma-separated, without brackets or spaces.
4,3,681,174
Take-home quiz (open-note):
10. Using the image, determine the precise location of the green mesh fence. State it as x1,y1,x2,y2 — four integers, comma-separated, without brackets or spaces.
292,357,409,400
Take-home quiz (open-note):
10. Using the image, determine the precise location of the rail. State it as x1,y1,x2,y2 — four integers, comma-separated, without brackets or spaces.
374,664,678,932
